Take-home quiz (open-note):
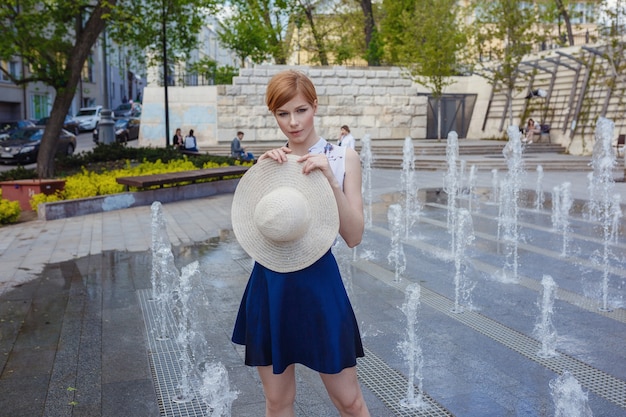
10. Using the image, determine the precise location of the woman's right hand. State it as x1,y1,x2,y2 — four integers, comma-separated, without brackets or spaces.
258,146,291,163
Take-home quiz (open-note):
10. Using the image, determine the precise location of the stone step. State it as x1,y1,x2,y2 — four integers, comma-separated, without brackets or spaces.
201,140,582,171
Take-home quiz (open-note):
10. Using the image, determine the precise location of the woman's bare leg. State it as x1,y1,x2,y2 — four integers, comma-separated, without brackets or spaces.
320,366,370,417
257,364,296,417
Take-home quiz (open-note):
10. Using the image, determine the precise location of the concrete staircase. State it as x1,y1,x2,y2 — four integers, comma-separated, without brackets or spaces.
201,139,595,172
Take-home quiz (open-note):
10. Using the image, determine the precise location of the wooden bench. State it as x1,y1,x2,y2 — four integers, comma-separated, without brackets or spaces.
116,165,249,191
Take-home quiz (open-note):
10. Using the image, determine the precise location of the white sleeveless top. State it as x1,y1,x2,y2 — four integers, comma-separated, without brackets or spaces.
308,137,347,191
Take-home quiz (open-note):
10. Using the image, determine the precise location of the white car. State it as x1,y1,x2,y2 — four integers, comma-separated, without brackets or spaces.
74,106,102,131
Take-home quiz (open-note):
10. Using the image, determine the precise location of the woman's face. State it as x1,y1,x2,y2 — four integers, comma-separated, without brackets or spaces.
273,92,317,147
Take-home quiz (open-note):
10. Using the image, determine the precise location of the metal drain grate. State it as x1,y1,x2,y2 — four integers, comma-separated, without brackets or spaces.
138,289,210,417
354,258,626,410
358,348,453,416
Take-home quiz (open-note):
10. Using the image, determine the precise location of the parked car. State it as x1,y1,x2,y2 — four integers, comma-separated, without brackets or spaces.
35,115,80,136
112,102,142,118
74,105,102,131
93,117,140,144
0,126,76,164
0,120,35,140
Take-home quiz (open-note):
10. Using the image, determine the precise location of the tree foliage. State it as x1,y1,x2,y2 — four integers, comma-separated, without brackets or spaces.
470,0,546,125
382,0,467,97
217,0,293,65
0,0,217,178
187,58,239,84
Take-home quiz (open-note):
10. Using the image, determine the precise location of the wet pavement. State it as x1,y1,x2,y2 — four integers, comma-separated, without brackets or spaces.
0,163,625,417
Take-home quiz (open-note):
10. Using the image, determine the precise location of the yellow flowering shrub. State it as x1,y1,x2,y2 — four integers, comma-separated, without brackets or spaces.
30,192,62,211
28,158,241,212
0,198,21,224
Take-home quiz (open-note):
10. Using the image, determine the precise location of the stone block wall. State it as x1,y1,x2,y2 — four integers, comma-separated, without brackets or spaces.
216,65,427,144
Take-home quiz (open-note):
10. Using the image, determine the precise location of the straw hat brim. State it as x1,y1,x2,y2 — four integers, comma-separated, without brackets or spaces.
231,154,339,273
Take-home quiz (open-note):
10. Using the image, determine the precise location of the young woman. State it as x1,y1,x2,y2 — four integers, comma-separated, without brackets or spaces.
231,70,370,417
172,128,184,149
524,118,539,144
338,125,356,149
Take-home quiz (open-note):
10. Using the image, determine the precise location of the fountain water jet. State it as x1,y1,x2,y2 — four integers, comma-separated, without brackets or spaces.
197,363,238,416
587,117,621,311
535,165,545,210
172,262,201,403
491,169,499,204
550,371,593,417
150,201,179,341
610,194,623,244
452,208,476,314
401,136,417,238
551,183,573,257
467,164,477,212
360,134,373,229
444,131,460,253
387,204,406,282
398,283,426,409
496,126,525,282
171,259,239,411
534,275,558,358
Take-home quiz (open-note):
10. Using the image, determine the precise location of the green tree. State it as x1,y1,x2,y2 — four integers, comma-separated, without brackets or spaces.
379,0,414,64
217,6,271,65
187,58,238,84
380,0,467,139
294,0,331,66
470,0,545,126
0,0,216,178
359,0,379,65
218,0,292,65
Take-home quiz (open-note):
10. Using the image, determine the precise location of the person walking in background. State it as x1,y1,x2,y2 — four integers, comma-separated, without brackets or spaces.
231,131,255,161
184,129,198,152
172,128,184,149
231,70,370,417
338,125,355,149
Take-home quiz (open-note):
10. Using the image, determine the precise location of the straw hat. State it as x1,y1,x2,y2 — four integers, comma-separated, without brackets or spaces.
231,154,339,273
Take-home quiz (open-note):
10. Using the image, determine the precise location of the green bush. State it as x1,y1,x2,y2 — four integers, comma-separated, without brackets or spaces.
56,142,236,174
0,198,21,224
0,165,38,182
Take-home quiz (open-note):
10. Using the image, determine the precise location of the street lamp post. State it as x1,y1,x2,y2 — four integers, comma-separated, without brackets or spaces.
162,0,170,147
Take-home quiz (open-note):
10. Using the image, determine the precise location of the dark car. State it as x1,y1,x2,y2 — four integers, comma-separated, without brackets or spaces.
36,115,81,136
93,117,140,144
112,102,142,118
0,120,35,140
0,127,76,164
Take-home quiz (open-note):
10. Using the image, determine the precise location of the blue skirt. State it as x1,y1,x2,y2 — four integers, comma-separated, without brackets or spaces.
231,249,364,374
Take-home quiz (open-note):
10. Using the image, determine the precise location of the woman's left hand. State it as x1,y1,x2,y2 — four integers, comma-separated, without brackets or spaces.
298,153,331,176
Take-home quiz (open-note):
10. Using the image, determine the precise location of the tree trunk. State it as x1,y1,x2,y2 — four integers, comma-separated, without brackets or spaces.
360,0,375,65
435,98,442,141
555,0,574,46
36,1,114,178
302,4,328,66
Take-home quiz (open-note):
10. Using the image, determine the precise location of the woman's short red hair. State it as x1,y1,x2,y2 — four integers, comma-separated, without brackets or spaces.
266,70,317,113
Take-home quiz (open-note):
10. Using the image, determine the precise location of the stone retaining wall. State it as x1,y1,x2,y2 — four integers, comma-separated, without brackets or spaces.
38,179,240,221
139,65,427,148
216,66,427,143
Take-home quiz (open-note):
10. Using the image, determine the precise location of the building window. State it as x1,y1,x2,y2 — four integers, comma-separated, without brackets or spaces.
31,94,49,120
82,53,94,83
571,2,596,24
0,60,20,82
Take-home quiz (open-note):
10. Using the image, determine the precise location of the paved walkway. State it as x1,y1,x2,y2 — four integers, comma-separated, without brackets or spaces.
2,166,624,296
0,156,625,416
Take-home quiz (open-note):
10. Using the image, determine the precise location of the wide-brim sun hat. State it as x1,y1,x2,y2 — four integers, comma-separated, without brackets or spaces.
231,154,339,273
